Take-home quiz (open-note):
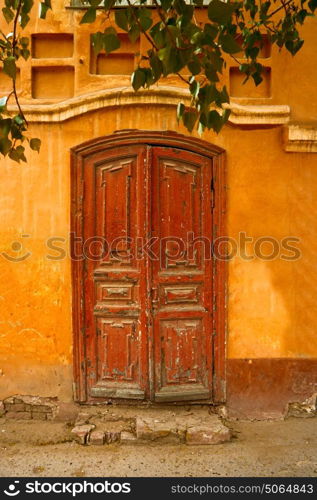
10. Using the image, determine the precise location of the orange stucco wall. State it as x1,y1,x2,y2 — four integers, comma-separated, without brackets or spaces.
0,1,316,402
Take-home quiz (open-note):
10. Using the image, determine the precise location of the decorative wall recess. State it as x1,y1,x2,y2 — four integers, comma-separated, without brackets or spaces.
228,34,272,100
90,33,138,75
95,53,135,75
32,66,74,99
32,33,74,59
230,67,271,98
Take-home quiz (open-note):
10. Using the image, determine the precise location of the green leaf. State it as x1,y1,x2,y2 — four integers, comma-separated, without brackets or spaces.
20,37,29,48
252,71,263,86
150,23,166,48
2,7,14,23
21,48,30,61
190,79,200,98
177,102,185,121
160,0,173,10
222,107,231,124
285,39,304,55
0,137,12,156
220,85,229,103
208,0,240,25
0,118,11,138
20,13,31,29
245,45,260,59
131,69,146,91
205,63,219,82
104,33,120,53
150,54,163,81
14,115,24,126
204,23,219,40
103,0,116,9
260,1,270,17
40,2,50,19
30,138,41,153
128,25,141,43
80,8,96,24
115,9,129,31
183,110,198,132
179,5,194,27
22,0,34,15
208,110,222,133
158,46,171,63
158,46,183,74
187,59,201,76
3,57,16,80
209,50,224,72
220,34,242,54
138,13,153,31
190,31,205,45
91,32,104,54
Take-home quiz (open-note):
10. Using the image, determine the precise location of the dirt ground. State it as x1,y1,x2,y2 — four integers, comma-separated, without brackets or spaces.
0,417,316,477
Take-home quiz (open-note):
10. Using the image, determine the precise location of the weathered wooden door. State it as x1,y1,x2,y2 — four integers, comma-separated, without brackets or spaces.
72,131,225,403
151,147,213,401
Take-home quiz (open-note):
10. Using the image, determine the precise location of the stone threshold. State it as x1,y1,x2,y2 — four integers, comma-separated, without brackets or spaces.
71,408,231,446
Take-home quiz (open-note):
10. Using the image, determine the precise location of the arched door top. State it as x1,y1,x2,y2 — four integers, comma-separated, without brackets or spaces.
71,129,225,160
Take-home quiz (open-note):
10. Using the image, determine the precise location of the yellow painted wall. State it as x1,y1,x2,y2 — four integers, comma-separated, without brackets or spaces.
0,1,316,400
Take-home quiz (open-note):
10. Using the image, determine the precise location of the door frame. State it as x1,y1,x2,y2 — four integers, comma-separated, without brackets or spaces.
71,130,227,404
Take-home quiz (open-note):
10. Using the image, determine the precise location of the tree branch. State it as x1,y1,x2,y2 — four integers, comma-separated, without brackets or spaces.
267,0,293,18
12,0,28,125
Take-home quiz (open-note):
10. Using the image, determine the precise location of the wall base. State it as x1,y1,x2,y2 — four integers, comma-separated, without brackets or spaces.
227,358,317,419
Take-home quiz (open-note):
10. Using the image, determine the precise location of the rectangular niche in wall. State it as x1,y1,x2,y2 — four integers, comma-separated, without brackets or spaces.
229,67,271,98
90,33,137,75
32,34,74,59
0,68,20,93
95,53,135,75
32,66,74,99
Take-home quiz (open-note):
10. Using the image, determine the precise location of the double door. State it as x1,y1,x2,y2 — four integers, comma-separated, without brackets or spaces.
78,143,214,402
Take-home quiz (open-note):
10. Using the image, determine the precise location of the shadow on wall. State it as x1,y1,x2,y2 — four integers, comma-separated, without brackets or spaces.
226,128,317,418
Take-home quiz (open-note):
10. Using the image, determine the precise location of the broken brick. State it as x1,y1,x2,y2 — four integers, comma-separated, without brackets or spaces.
88,431,105,445
105,431,120,444
71,424,95,445
120,431,137,444
186,423,231,445
6,411,31,420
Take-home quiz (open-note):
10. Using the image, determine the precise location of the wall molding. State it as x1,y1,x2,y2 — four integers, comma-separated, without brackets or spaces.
283,124,317,153
9,86,290,126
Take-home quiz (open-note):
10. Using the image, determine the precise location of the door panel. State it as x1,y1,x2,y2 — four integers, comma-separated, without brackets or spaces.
80,143,213,402
151,147,213,401
83,145,149,399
